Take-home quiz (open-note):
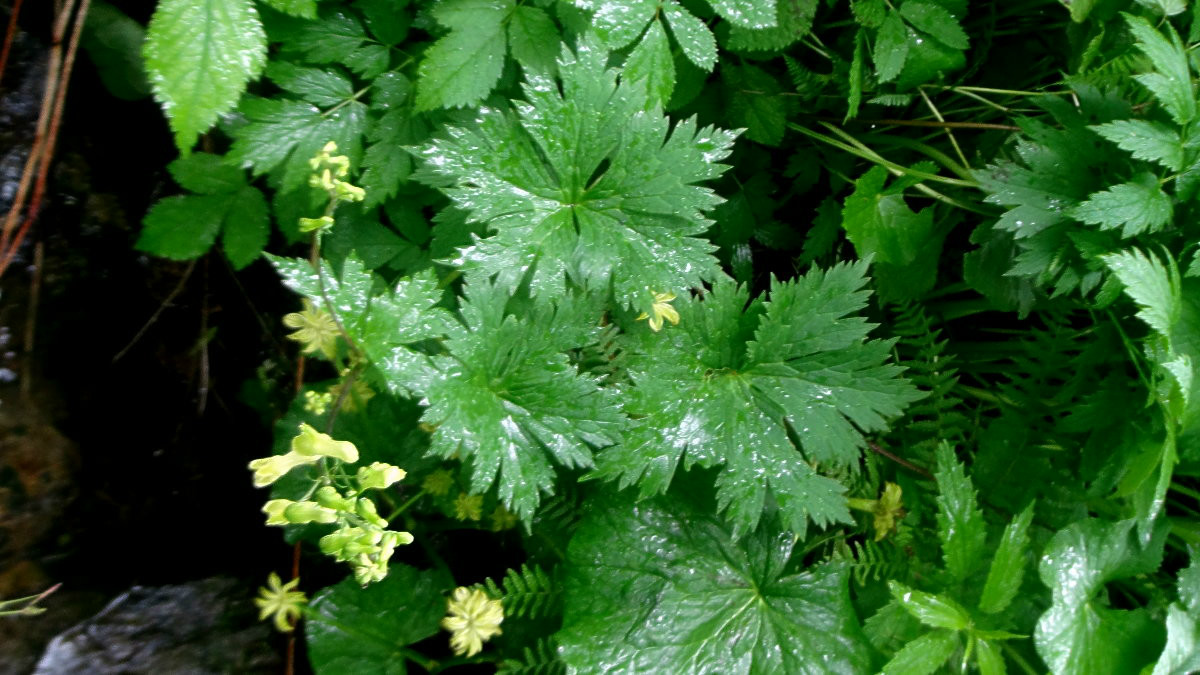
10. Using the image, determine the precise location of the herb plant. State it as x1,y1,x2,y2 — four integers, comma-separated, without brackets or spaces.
126,0,1200,671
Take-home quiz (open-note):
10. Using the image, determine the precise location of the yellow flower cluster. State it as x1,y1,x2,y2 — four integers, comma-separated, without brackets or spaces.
441,587,503,657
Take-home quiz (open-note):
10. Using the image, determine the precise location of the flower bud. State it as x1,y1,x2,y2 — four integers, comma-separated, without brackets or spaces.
283,501,338,525
355,498,389,528
357,462,407,490
315,485,355,511
298,216,335,233
291,423,359,463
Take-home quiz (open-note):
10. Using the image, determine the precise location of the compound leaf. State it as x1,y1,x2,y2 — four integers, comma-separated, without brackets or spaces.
709,0,776,28
1092,119,1184,172
1126,13,1195,125
558,487,872,674
1071,174,1173,238
663,0,717,69
507,5,561,75
415,0,511,110
898,0,967,50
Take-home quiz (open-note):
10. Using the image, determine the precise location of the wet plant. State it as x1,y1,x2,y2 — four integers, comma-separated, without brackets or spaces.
119,0,1200,671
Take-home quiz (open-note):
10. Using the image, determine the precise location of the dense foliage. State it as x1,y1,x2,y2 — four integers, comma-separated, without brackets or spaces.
116,0,1200,671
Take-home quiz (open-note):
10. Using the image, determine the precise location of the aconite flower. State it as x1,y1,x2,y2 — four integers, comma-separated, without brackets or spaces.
441,587,503,657
282,299,339,359
636,291,680,332
255,572,307,632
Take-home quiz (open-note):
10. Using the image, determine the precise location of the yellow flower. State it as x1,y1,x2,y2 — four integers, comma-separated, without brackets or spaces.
490,505,518,532
249,453,318,488
328,376,375,412
291,423,359,463
303,390,334,415
636,292,680,332
454,492,483,521
255,572,307,633
441,587,503,657
422,469,454,497
282,299,339,359
847,482,906,542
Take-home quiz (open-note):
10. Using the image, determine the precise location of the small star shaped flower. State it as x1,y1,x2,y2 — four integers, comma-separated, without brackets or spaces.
422,469,454,497
441,587,503,657
454,492,483,522
255,572,307,633
282,299,339,359
636,292,680,332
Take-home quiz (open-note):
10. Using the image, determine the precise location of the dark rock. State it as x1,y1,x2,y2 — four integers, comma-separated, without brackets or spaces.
32,578,281,675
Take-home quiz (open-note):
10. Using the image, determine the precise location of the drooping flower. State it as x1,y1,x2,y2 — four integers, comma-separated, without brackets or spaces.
636,291,680,332
291,423,359,463
255,572,307,633
282,299,339,359
441,587,503,657
249,453,319,488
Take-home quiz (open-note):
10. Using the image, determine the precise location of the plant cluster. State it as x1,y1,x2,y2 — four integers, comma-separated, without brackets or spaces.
107,0,1200,671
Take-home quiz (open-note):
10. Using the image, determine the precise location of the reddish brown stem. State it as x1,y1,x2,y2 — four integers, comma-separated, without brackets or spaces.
0,0,25,86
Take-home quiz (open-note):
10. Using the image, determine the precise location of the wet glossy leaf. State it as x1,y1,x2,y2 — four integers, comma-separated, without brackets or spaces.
663,0,716,69
934,443,987,583
881,630,958,675
558,488,872,673
414,0,510,110
593,262,921,537
144,0,267,152
1034,518,1167,675
899,1,968,50
873,11,909,82
624,18,674,106
725,0,816,51
307,564,453,674
889,582,970,631
414,36,737,316
979,502,1035,614
421,283,624,520
507,6,560,75
709,0,776,29
228,96,367,191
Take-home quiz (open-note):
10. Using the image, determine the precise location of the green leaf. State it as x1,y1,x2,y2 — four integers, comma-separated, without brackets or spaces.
881,630,958,675
709,0,776,28
414,36,737,315
265,62,354,108
852,0,887,28
624,18,675,106
82,1,150,100
1103,248,1181,339
840,165,941,302
1152,556,1200,675
273,8,382,76
899,0,968,50
979,501,1035,614
889,581,971,631
934,443,987,583
663,0,716,69
580,0,658,49
847,29,866,120
356,0,411,44
1034,518,1168,675
167,152,245,194
593,264,921,537
874,11,909,82
268,255,456,394
1091,120,1184,172
144,0,267,152
261,0,318,19
137,195,226,260
507,6,560,75
558,487,873,673
1125,14,1196,125
725,64,786,146
307,564,452,674
974,639,1006,675
221,186,270,269
414,0,510,110
1071,173,1173,238
228,96,367,191
725,0,817,51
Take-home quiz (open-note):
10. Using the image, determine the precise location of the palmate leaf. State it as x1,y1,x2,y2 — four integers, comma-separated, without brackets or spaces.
577,0,717,71
420,284,625,520
557,486,872,674
414,36,738,316
593,261,921,537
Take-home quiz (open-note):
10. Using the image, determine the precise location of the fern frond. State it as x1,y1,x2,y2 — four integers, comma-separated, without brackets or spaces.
885,301,970,468
831,538,910,586
498,637,567,675
477,563,561,620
